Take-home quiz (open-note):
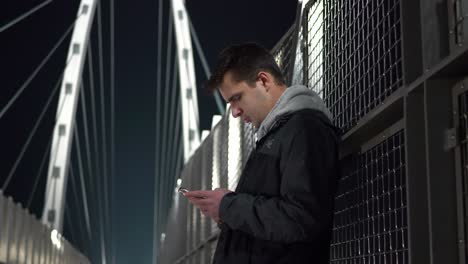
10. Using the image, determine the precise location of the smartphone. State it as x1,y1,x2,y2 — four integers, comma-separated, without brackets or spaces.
178,187,189,194
178,187,205,199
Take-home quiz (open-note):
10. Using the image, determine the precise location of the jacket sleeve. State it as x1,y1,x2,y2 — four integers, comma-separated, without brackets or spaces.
218,118,339,243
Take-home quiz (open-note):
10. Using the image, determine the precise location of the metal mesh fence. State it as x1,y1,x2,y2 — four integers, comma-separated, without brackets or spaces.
330,129,408,263
241,122,256,168
165,107,251,264
228,113,243,190
219,114,229,189
0,191,89,263
272,25,297,85
303,0,404,132
200,134,213,263
458,89,468,260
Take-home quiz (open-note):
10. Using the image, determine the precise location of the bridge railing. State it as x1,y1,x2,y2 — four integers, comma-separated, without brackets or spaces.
0,191,90,264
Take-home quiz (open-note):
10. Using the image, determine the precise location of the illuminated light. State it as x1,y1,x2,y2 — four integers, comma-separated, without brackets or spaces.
228,111,242,190
212,127,220,189
177,178,182,186
201,130,210,141
306,0,324,97
51,229,62,250
211,115,222,129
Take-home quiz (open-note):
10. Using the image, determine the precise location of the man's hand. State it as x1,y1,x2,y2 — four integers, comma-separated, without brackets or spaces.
184,188,232,223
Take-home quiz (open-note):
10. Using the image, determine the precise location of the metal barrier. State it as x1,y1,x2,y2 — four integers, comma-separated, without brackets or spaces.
0,191,89,264
158,107,251,264
302,0,404,133
331,123,408,263
271,25,297,86
159,0,468,263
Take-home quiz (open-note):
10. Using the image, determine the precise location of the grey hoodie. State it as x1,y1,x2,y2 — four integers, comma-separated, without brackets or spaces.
256,84,333,141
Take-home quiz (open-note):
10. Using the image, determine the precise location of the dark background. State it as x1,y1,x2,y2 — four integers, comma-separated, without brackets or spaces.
0,0,296,262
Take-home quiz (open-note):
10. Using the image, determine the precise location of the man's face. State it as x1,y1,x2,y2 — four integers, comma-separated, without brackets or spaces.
219,71,270,128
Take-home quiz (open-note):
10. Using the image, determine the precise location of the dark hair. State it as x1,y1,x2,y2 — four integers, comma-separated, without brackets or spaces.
204,43,285,93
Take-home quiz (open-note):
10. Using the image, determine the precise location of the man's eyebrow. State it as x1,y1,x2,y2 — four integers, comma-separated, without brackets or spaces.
226,93,241,103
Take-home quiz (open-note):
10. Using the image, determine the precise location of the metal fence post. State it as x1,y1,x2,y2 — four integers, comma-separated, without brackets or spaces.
424,79,460,263
404,86,431,264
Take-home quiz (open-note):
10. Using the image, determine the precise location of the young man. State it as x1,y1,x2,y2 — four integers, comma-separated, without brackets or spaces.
184,43,340,263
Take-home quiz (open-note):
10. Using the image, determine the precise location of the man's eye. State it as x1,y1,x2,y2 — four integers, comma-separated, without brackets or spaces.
233,95,241,101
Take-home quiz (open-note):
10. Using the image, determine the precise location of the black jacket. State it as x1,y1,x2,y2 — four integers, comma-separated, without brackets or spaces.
213,109,341,264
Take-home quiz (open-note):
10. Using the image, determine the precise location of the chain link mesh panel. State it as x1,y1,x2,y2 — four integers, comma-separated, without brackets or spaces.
272,25,297,85
241,122,256,168
184,161,193,264
219,115,230,189
331,130,408,263
210,120,223,237
303,0,403,132
200,134,213,263
163,106,257,264
228,109,243,190
191,153,202,264
0,192,89,263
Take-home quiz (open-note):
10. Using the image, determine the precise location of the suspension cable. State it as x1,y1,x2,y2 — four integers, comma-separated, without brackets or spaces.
79,73,97,238
153,0,164,260
73,123,92,242
162,53,177,209
154,0,164,194
0,12,83,120
187,15,225,114
26,137,52,209
65,199,81,253
0,0,54,33
168,67,180,181
87,33,107,264
159,3,174,232
97,4,111,252
68,167,88,254
164,84,181,229
109,0,116,261
1,54,75,191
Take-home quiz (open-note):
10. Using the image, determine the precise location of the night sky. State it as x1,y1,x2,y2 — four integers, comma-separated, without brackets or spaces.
0,0,296,262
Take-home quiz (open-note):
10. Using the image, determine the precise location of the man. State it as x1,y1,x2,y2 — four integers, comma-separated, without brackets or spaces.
184,43,340,263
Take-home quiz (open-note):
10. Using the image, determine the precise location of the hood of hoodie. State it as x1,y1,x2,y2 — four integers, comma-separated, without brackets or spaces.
256,85,333,141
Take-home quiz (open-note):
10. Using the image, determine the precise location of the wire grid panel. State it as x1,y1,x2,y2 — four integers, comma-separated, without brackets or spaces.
303,0,403,132
210,120,225,234
241,122,256,168
219,114,230,189
201,140,220,264
228,111,243,190
330,130,409,263
183,161,193,264
212,123,222,191
192,155,203,264
0,194,89,264
0,196,9,262
457,88,468,260
200,135,213,245
18,207,31,263
11,202,23,263
272,25,297,85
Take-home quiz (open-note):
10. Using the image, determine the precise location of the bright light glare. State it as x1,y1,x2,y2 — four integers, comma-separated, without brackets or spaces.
51,229,62,249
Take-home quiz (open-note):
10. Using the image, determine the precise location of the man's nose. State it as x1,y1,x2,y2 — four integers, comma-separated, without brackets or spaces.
231,107,242,118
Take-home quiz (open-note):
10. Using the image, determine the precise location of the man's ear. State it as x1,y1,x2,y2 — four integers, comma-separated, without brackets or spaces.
257,71,270,91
